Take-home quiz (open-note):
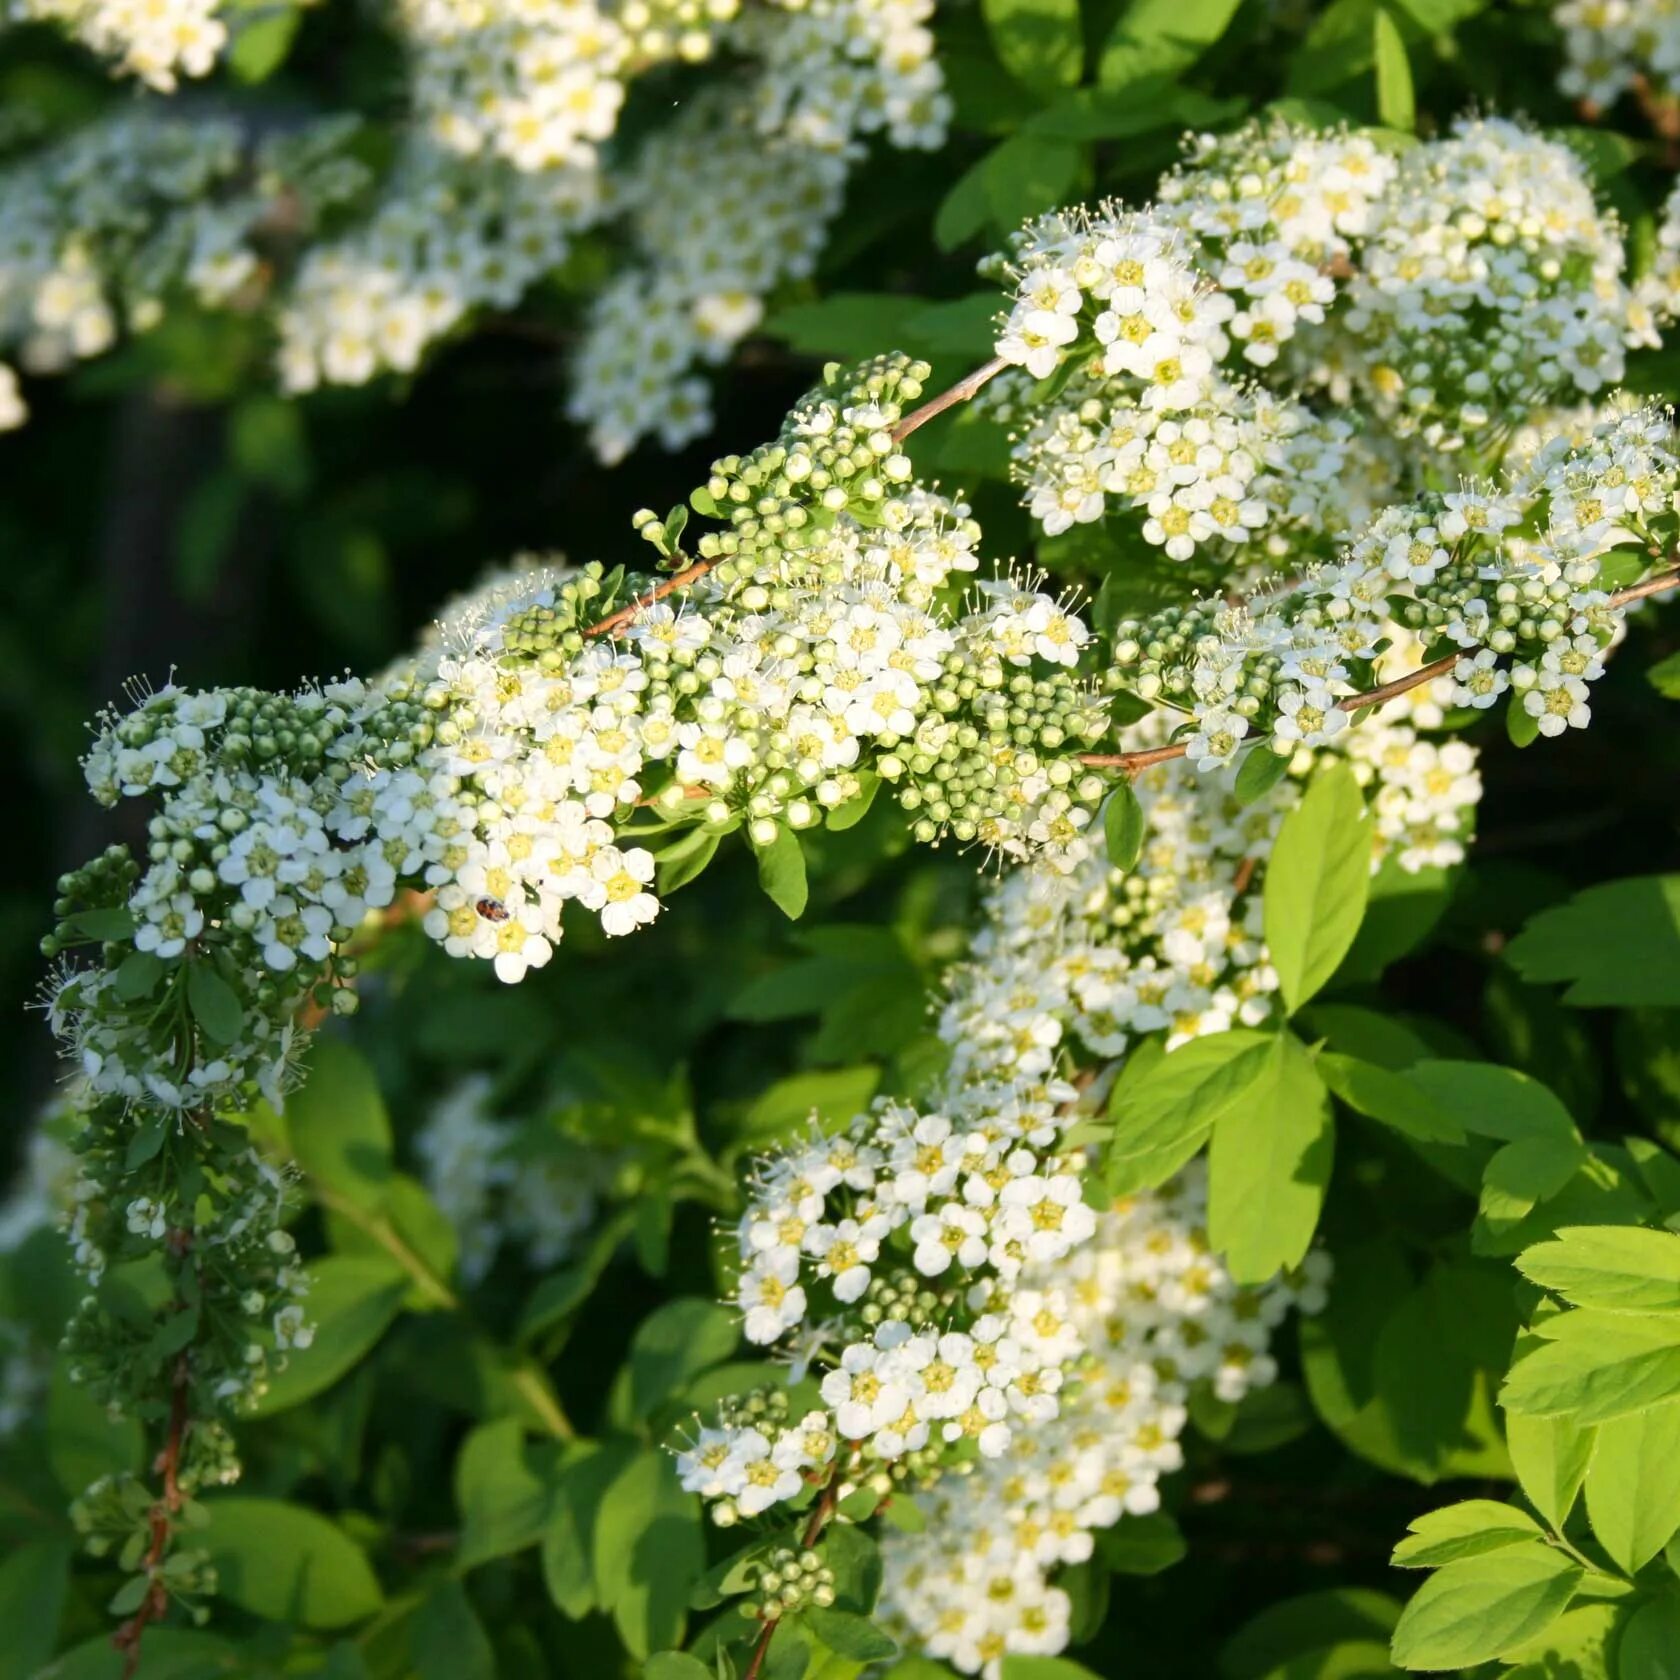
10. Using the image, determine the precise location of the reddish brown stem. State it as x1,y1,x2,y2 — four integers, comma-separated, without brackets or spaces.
112,1351,191,1677
739,1461,850,1680
890,356,1009,443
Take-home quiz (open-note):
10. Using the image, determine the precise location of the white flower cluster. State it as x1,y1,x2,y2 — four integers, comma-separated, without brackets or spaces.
567,101,848,462
417,1075,604,1283
993,176,1389,562
878,1169,1327,1677
1553,0,1680,110
992,117,1656,564
278,140,599,392
14,0,225,89
280,0,945,453
732,0,950,153
0,110,364,425
403,0,650,174
49,356,1109,1134
0,113,251,384
1639,176,1680,332
1338,116,1644,453
1100,399,1680,773
679,753,1348,1638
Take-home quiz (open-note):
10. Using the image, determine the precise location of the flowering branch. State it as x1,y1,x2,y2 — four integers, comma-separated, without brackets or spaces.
1077,566,1680,776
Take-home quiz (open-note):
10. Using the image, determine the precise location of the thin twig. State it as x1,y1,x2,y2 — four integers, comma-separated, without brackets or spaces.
740,1461,849,1680
1078,566,1680,776
586,556,722,639
112,1349,191,1675
890,356,1010,443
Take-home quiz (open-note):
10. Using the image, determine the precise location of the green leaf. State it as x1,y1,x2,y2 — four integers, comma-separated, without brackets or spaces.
248,1257,408,1415
62,907,136,941
804,1608,898,1662
756,827,809,920
1619,1595,1680,1680
1517,1226,1680,1313
201,1498,383,1629
1390,1501,1541,1568
657,828,722,895
1404,1061,1578,1143
1099,0,1243,88
826,772,881,832
981,0,1082,94
646,1657,714,1680
1583,1399,1680,1573
1263,762,1374,1014
1207,1033,1335,1283
46,1356,143,1497
1507,694,1542,747
0,1541,71,1680
1371,6,1414,130
229,9,302,84
1106,1029,1275,1195
1316,1052,1463,1145
980,134,1083,233
456,1418,554,1570
593,1449,703,1658
1223,1590,1401,1680
1096,1511,1186,1575
1103,780,1145,871
1502,1310,1680,1425
1389,1543,1580,1670
823,1522,883,1613
287,1039,393,1212
1000,1660,1103,1680
1505,877,1680,1006
543,1439,634,1619
628,1298,739,1418
411,1581,495,1680
1505,1410,1596,1533
1648,648,1680,700
1233,746,1291,807
742,1067,881,1139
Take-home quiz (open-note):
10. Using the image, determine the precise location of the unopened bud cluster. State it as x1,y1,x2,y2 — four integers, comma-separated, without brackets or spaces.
740,1548,837,1622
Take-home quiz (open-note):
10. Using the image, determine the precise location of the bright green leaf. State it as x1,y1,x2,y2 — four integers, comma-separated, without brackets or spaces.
1389,1543,1580,1670
456,1417,554,1570
1264,763,1373,1014
628,1298,739,1418
1502,1310,1680,1425
1372,6,1414,131
286,1039,392,1212
1390,1501,1540,1568
1103,780,1145,872
756,827,809,920
981,0,1082,94
1583,1399,1680,1573
1505,1410,1596,1533
249,1257,408,1415
1106,1029,1274,1195
201,1498,383,1629
1517,1226,1680,1313
1208,1033,1334,1283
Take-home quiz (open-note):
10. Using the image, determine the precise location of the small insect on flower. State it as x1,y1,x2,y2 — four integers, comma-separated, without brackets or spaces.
475,897,510,922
